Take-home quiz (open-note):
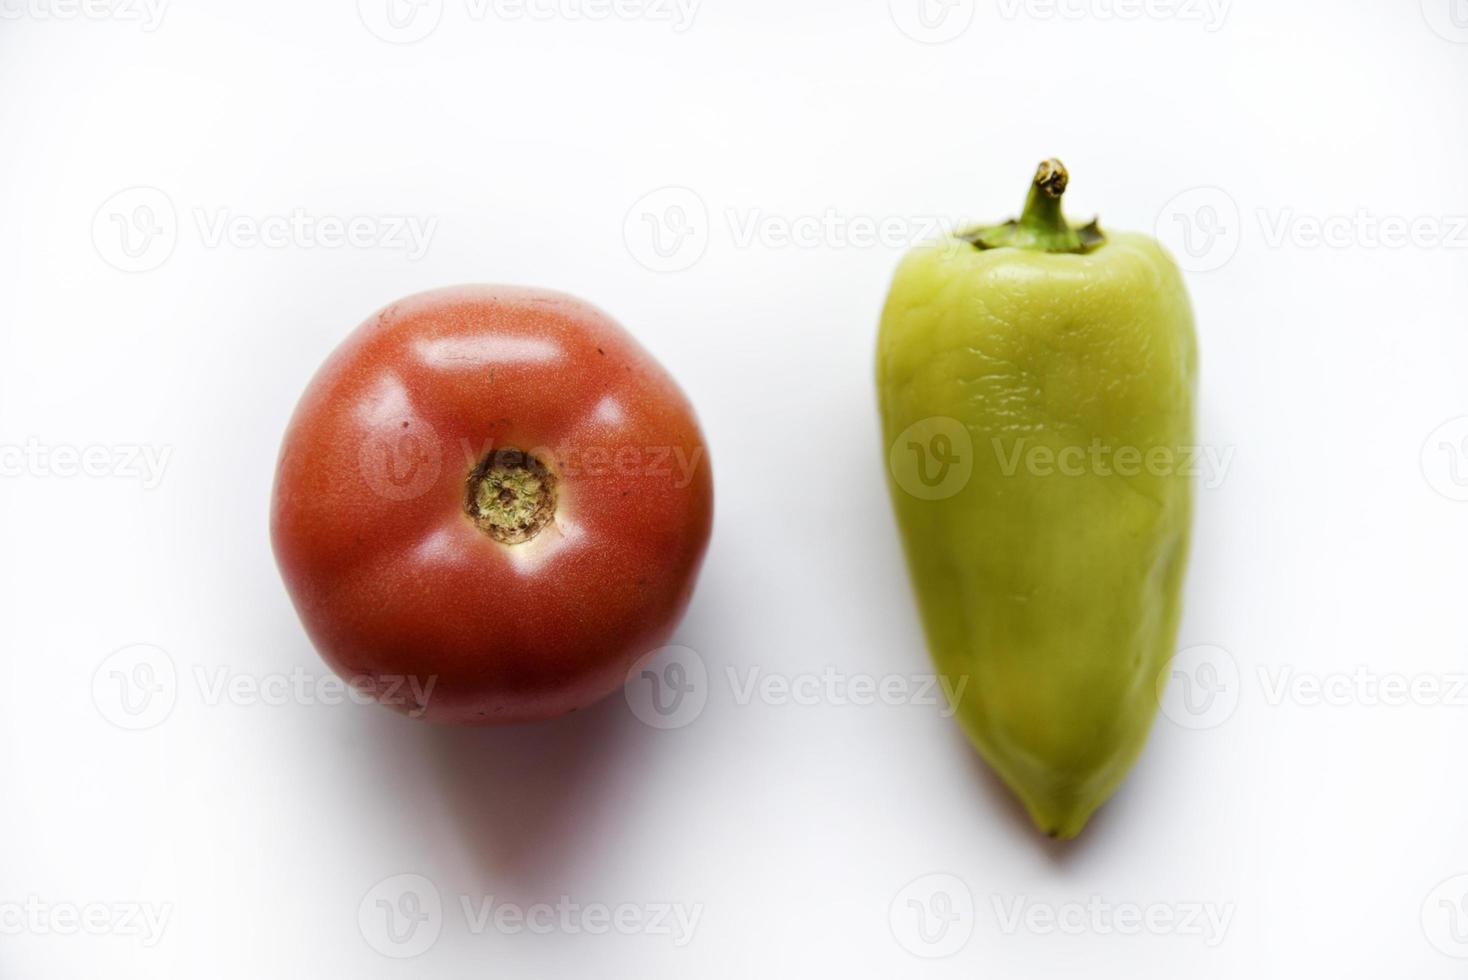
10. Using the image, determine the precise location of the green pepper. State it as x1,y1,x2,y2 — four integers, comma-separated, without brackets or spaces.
876,160,1197,839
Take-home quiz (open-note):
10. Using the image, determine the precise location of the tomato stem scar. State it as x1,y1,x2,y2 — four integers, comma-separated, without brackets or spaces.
465,449,557,544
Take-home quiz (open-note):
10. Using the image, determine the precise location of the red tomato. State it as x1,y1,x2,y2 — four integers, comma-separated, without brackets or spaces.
270,286,713,724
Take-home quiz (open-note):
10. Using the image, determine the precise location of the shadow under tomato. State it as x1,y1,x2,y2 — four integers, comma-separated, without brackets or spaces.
423,693,643,891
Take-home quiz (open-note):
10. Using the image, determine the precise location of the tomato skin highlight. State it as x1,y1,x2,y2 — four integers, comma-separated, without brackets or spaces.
270,285,713,724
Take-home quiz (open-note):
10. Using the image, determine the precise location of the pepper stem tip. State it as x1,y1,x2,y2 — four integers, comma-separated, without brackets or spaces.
1034,158,1069,198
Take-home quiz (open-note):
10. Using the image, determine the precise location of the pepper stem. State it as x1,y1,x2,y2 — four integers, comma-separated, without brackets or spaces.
959,158,1105,254
1016,159,1082,252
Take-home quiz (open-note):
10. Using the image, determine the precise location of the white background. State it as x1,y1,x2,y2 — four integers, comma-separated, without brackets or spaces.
2,0,1466,976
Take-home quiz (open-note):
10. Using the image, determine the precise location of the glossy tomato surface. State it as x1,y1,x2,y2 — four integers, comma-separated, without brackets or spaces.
270,286,713,724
